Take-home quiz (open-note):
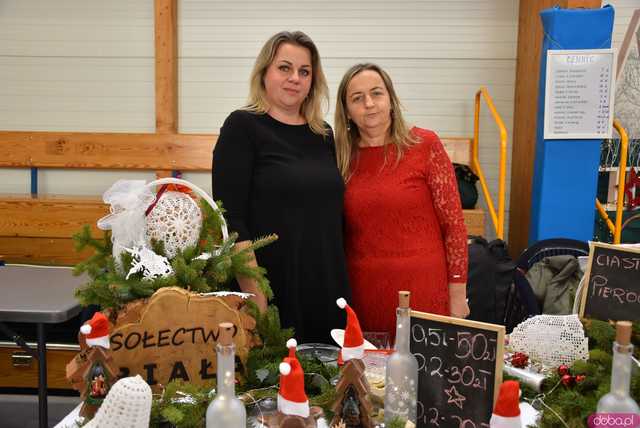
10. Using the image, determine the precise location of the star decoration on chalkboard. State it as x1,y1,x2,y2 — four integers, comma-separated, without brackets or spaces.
444,385,466,409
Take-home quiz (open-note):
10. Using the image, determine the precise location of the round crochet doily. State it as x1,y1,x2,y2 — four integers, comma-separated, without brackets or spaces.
145,191,202,259
508,314,589,368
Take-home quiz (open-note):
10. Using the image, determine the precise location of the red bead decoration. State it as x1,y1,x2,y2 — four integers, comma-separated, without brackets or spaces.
561,374,574,387
510,352,529,368
575,374,586,383
557,364,570,377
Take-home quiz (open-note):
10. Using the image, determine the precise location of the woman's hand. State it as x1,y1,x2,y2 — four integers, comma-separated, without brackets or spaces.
251,290,268,313
449,283,470,318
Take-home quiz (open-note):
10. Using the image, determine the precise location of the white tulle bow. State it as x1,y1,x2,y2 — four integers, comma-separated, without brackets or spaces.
97,180,156,267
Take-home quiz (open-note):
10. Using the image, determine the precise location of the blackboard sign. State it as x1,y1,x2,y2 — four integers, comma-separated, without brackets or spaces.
410,311,505,428
580,242,640,322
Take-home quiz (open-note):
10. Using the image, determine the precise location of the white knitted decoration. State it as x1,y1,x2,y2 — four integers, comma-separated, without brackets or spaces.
508,314,589,368
145,191,202,259
84,375,152,428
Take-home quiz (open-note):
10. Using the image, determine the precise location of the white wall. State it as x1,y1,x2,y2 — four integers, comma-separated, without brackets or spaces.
608,0,640,140
609,0,640,49
0,0,156,195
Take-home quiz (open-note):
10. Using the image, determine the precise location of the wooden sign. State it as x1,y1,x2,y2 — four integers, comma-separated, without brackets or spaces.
410,311,505,428
580,242,640,322
108,287,258,386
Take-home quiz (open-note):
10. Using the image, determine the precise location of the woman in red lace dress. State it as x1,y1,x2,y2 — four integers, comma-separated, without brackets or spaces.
334,63,469,336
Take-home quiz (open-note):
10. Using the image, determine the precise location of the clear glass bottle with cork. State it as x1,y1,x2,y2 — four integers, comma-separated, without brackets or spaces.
384,290,419,424
596,320,640,414
206,322,246,428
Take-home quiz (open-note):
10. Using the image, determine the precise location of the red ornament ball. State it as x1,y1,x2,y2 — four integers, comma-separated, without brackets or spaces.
561,374,574,387
575,374,586,383
557,364,570,377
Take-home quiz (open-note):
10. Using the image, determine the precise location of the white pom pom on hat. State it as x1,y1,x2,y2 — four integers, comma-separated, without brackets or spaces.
80,324,92,335
279,362,291,376
336,298,347,309
286,338,297,349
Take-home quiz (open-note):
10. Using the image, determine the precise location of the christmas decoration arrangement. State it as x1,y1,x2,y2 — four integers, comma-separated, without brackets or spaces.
70,178,346,426
69,178,640,428
514,318,640,427
147,350,338,428
73,178,276,312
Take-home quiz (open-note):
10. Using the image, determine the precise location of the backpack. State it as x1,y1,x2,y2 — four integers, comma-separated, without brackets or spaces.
454,163,479,209
466,237,515,325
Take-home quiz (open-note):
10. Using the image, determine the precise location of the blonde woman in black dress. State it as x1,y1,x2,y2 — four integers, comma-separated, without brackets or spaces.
212,31,349,343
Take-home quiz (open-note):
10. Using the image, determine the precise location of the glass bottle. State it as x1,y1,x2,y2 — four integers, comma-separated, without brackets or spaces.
206,322,246,428
384,291,419,425
596,321,640,414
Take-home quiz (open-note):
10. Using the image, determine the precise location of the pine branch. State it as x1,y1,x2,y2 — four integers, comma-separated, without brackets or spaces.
199,199,225,245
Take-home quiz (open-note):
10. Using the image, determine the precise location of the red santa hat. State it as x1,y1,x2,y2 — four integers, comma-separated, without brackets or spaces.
80,312,110,349
336,298,365,361
490,380,522,428
277,338,309,418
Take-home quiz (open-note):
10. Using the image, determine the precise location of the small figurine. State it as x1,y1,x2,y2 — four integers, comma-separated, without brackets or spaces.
89,365,108,399
65,312,118,419
341,387,361,426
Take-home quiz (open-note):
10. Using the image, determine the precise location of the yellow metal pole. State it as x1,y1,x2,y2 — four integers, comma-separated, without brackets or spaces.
595,198,616,235
472,87,508,240
613,119,628,244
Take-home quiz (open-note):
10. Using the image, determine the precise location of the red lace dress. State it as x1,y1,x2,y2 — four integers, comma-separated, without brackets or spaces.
344,127,468,335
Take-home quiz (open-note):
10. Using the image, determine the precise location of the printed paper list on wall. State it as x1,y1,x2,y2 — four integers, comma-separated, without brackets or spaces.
544,49,616,140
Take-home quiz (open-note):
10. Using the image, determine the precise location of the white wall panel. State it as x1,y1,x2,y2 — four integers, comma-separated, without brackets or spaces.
0,0,155,195
609,0,640,49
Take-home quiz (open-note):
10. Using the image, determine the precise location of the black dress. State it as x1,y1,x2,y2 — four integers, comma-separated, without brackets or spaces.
212,110,349,343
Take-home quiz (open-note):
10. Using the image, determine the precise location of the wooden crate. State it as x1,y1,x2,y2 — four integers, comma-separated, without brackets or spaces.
0,342,79,389
463,208,485,236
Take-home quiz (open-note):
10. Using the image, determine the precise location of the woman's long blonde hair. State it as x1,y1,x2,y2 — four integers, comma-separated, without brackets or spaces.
334,63,417,180
244,31,329,135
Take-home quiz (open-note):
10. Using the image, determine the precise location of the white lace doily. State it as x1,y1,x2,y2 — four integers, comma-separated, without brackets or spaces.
508,314,589,368
145,191,202,259
84,375,152,428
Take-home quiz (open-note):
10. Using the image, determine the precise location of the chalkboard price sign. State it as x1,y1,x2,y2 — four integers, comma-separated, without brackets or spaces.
410,311,505,428
580,242,640,322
